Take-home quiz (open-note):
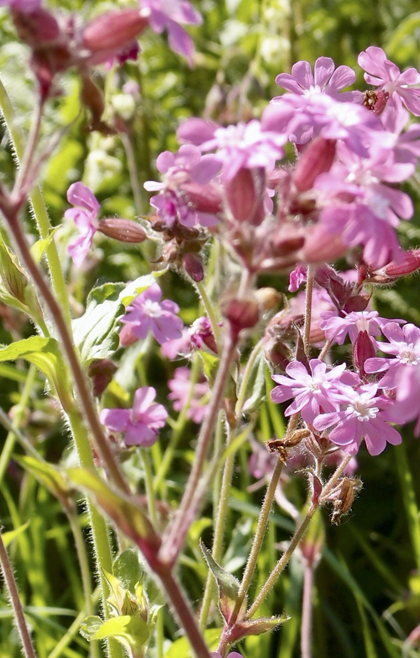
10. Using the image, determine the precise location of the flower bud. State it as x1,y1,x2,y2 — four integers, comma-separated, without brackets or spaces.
368,249,420,283
224,166,266,225
222,295,259,339
270,223,305,257
293,137,336,193
97,219,147,243
303,225,347,263
82,9,149,55
87,359,118,397
119,324,138,347
182,252,204,282
13,7,60,47
180,181,222,215
353,330,376,377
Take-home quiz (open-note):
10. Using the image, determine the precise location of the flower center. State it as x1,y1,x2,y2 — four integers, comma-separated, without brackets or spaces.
400,344,419,364
142,299,162,318
350,399,379,422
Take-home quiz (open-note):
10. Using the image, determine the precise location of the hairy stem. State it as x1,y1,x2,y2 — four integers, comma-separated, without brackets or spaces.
2,205,129,494
303,263,316,357
0,528,38,658
0,77,71,327
301,559,314,658
160,334,237,565
245,503,317,619
200,425,236,629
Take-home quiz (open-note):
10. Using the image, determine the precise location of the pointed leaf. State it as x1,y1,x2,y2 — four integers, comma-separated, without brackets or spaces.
92,615,149,655
30,228,59,263
242,351,266,414
15,456,72,507
0,234,29,304
200,540,246,622
0,337,73,411
67,467,160,550
113,549,144,593
2,521,30,548
231,613,290,641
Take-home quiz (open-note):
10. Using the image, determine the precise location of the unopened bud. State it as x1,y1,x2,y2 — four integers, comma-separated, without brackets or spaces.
224,166,266,224
182,252,204,282
88,359,117,397
82,9,149,55
368,249,420,283
180,181,222,215
270,223,305,257
222,295,259,339
98,219,147,243
255,287,281,312
303,225,347,263
13,7,60,47
293,137,336,193
119,324,138,347
353,330,376,377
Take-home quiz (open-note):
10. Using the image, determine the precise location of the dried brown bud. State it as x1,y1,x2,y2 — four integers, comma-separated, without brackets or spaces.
82,9,149,56
330,477,362,524
293,137,336,193
97,219,147,243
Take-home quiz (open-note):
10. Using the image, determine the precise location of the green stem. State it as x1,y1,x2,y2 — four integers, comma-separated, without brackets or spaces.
68,409,124,658
200,426,236,629
154,355,201,494
395,442,420,575
0,363,37,485
195,280,222,350
303,263,316,358
245,504,317,619
140,448,157,527
0,76,72,327
0,528,38,658
159,334,237,565
229,457,283,626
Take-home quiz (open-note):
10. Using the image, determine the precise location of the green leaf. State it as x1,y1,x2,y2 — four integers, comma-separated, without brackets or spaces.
30,228,59,264
0,337,73,411
67,467,159,548
165,628,221,658
198,350,219,385
242,350,266,414
15,456,72,507
2,521,30,548
0,235,44,325
72,282,126,364
200,540,246,622
234,613,289,640
103,569,142,617
113,549,144,594
72,274,161,364
92,615,149,643
80,616,103,641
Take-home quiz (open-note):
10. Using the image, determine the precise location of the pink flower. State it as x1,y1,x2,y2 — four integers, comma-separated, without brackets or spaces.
121,283,183,345
168,366,209,423
211,653,242,658
320,310,400,345
358,47,420,115
365,322,420,388
313,383,402,456
100,386,167,447
144,144,221,228
139,0,202,66
271,359,355,424
288,264,307,292
65,182,100,268
275,57,362,103
199,120,287,181
0,0,41,11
